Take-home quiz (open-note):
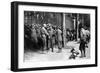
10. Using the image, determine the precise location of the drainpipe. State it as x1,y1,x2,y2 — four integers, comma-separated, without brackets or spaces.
63,13,66,48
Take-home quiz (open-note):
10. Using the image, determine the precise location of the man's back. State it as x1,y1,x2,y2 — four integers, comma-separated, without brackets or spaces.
57,29,62,41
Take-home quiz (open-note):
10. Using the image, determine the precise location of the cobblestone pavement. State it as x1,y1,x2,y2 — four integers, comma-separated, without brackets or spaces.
24,41,90,62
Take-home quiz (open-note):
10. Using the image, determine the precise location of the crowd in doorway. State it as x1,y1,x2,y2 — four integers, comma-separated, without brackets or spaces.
66,29,76,41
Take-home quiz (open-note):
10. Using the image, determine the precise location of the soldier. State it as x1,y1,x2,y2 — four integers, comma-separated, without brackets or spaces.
57,27,62,53
31,24,38,50
48,26,54,52
36,25,44,51
31,24,37,43
41,24,49,52
79,27,87,58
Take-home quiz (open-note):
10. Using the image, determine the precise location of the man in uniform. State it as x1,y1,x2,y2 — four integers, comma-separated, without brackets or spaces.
41,24,49,52
57,27,62,53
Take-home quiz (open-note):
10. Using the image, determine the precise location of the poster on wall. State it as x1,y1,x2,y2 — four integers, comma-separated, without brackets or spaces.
11,1,98,71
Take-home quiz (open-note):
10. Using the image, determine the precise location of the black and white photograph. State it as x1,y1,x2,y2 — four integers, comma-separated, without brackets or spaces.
11,1,97,71
24,11,90,62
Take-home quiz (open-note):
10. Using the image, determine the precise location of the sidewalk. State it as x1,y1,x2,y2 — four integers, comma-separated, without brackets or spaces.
24,41,90,62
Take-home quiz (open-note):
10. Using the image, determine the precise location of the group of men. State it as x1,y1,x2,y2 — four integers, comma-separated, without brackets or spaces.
28,21,90,58
31,23,63,53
